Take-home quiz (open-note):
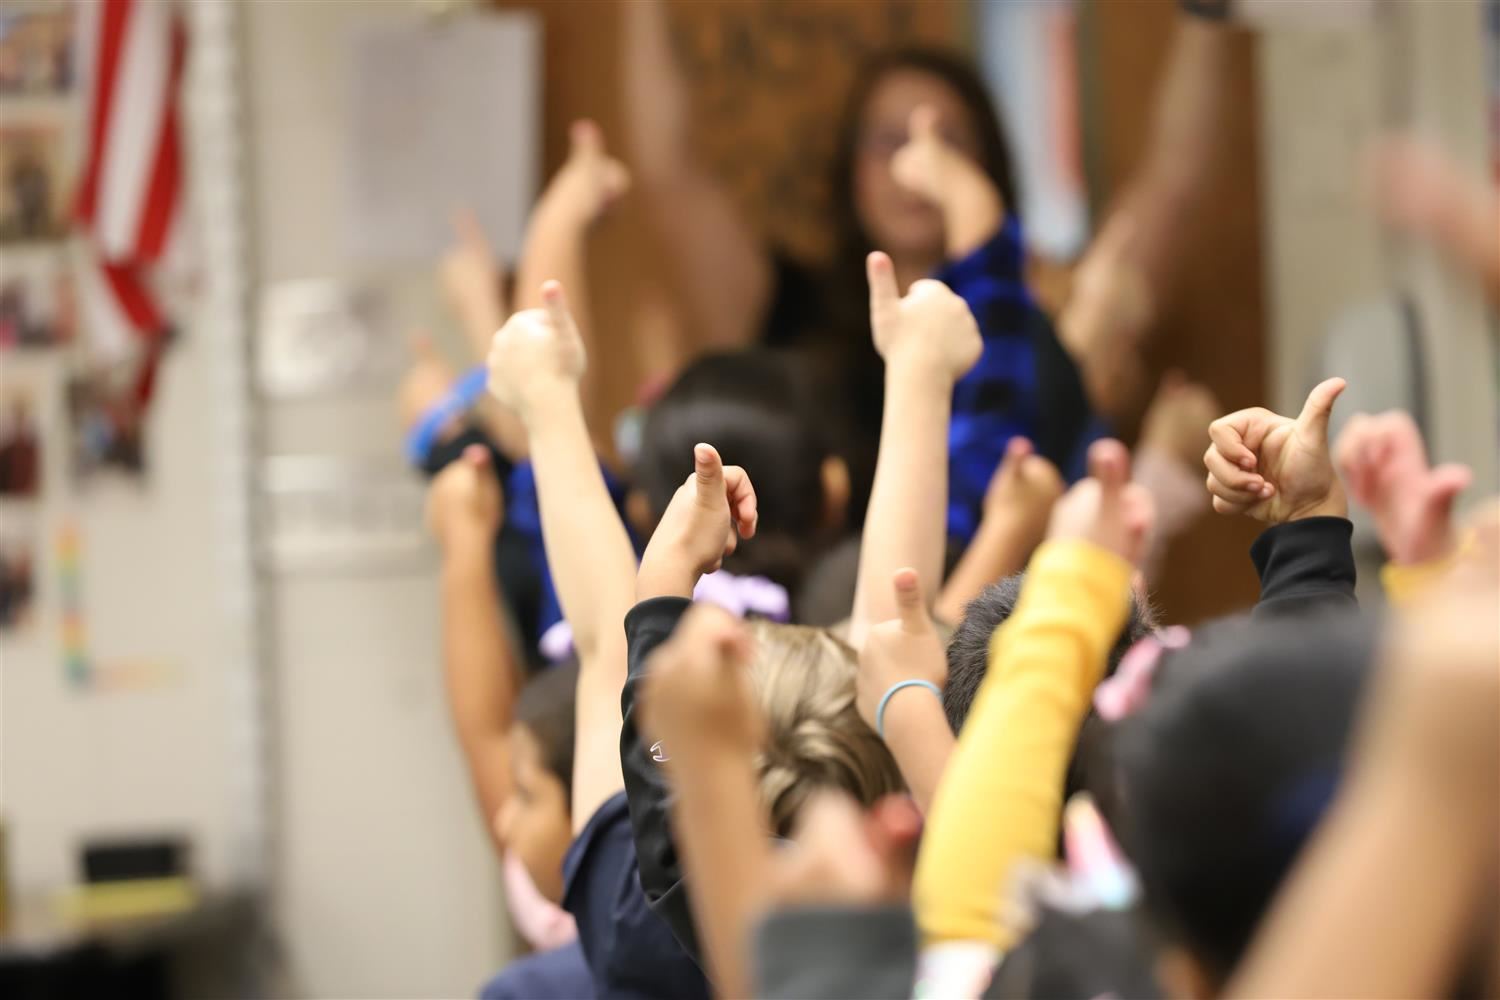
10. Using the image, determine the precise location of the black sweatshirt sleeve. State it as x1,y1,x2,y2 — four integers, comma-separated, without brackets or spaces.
619,596,705,966
1250,516,1358,620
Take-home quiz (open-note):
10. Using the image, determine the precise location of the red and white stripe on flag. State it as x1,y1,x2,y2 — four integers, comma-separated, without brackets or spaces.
73,0,185,397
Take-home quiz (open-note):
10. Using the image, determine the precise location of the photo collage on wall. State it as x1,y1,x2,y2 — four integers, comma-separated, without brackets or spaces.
0,1,150,636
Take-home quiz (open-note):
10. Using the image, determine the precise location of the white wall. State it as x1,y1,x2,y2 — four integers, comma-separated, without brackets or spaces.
242,1,513,995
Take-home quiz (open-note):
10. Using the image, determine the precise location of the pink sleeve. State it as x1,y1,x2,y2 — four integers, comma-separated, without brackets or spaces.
502,851,578,951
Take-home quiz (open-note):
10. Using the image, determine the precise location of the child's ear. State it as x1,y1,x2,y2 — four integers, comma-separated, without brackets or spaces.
626,488,656,539
820,456,851,534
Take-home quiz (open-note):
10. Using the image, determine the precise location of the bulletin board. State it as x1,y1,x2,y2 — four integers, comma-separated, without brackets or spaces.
0,0,262,897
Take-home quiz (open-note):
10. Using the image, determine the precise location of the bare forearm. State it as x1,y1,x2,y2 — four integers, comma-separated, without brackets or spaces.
440,548,520,840
1228,771,1488,999
516,201,598,401
670,746,775,998
526,395,636,682
935,516,1033,625
881,693,955,814
621,0,767,350
851,368,952,647
1110,18,1233,297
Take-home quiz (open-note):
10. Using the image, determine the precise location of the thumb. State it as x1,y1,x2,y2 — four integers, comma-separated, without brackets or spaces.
462,443,490,470
409,330,438,361
867,251,900,324
451,209,487,250
908,105,940,144
891,568,928,633
999,435,1033,479
540,280,578,336
1295,377,1347,438
693,443,724,501
1088,438,1131,498
1421,463,1472,522
569,118,604,161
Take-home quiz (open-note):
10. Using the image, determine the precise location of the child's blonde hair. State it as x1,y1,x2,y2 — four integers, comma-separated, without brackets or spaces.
744,620,905,836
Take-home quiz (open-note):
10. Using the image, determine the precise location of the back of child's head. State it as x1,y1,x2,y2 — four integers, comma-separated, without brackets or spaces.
1114,612,1376,987
635,350,844,594
744,620,904,836
514,659,580,809
943,573,1156,805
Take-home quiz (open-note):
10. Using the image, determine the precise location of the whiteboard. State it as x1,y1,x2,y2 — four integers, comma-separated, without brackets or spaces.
343,13,540,264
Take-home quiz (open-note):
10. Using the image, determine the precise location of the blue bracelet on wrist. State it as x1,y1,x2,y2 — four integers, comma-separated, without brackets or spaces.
875,679,943,740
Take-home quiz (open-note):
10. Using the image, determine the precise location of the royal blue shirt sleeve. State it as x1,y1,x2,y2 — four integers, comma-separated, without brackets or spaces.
935,218,1098,543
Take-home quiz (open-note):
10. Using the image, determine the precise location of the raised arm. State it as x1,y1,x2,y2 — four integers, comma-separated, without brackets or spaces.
621,0,772,350
487,282,638,832
934,437,1062,624
1333,410,1471,604
425,445,518,852
848,253,981,648
915,440,1154,954
857,569,954,814
514,120,629,360
638,603,774,999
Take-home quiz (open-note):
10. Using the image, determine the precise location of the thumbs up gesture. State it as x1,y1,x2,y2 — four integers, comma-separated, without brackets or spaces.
638,443,760,599
857,569,948,733
867,251,981,382
1204,378,1348,524
486,280,587,423
539,119,632,230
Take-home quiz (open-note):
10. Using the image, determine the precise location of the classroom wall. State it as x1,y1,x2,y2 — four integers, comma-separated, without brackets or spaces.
241,2,509,995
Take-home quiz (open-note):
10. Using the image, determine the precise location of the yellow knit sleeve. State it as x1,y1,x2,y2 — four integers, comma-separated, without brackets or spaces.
1379,532,1473,607
914,539,1133,950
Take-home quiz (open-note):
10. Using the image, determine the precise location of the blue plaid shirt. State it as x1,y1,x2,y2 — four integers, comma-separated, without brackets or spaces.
938,218,1101,543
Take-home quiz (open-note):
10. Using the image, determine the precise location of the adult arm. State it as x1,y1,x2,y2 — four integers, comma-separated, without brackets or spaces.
621,0,772,351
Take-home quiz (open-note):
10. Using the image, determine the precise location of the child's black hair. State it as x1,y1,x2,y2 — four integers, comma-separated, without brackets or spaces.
1115,612,1376,986
635,349,838,596
943,573,1157,806
515,659,579,809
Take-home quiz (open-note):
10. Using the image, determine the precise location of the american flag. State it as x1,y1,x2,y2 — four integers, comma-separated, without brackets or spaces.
73,0,186,408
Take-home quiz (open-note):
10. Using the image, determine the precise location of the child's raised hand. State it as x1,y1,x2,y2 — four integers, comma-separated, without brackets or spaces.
857,569,946,733
539,119,632,230
486,281,586,422
1048,439,1155,567
1334,411,1470,565
426,444,504,552
638,444,759,599
639,602,763,758
1204,378,1347,524
867,251,981,381
1140,371,1220,472
983,436,1064,539
441,211,507,349
767,791,920,908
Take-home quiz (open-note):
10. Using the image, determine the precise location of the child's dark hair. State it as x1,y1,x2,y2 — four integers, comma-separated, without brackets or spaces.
944,574,1156,815
1115,612,1376,986
514,660,579,809
635,350,837,594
